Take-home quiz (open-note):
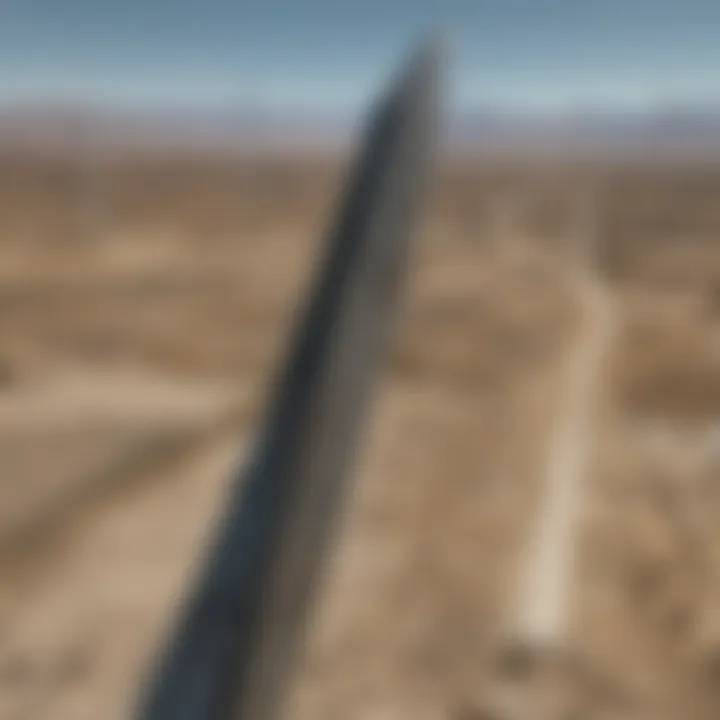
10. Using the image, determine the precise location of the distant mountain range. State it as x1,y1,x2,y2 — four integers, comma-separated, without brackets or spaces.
3,104,720,158
450,108,720,158
0,105,358,153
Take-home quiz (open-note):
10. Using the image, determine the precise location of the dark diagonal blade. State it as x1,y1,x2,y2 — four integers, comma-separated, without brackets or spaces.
137,36,444,720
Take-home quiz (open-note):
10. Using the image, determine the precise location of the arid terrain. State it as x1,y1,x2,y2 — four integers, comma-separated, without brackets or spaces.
1,147,720,719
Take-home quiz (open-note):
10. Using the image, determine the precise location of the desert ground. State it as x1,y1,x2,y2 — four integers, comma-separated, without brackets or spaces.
0,147,720,719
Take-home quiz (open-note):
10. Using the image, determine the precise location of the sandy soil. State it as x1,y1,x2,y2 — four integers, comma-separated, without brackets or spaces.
0,155,720,719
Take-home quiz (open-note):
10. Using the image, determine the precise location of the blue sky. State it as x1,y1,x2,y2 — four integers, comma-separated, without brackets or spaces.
2,0,720,113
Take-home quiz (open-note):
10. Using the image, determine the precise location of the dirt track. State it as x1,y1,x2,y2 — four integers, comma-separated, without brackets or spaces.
0,430,246,720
